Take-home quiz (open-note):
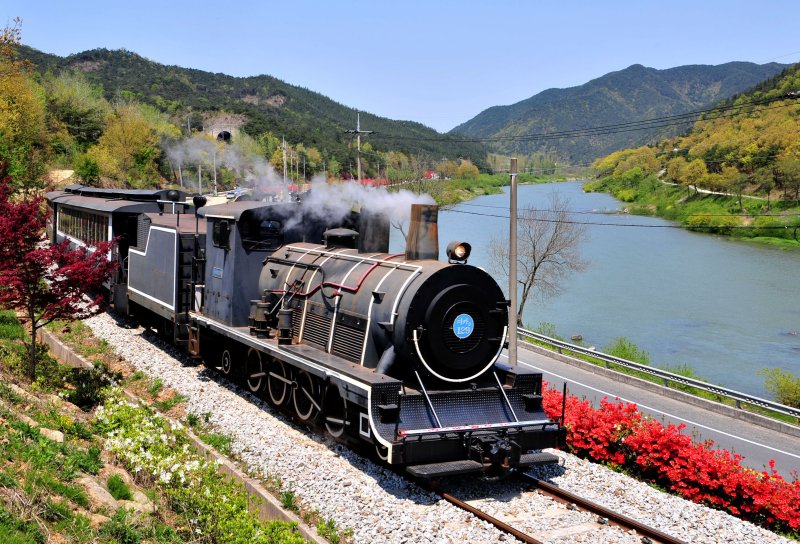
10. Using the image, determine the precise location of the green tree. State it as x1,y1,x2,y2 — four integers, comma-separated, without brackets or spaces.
681,158,707,195
759,368,800,408
73,153,100,185
0,19,47,193
665,157,685,184
44,71,110,151
456,160,479,179
88,103,160,187
776,157,800,200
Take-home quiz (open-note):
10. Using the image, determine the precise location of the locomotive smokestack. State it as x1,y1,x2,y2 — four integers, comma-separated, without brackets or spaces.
358,209,390,253
405,204,439,260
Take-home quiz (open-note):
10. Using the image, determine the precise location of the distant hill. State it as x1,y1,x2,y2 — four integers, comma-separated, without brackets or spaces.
451,62,787,164
18,45,488,169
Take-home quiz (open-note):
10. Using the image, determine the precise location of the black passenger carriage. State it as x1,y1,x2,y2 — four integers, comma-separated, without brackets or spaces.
44,185,188,312
45,188,566,478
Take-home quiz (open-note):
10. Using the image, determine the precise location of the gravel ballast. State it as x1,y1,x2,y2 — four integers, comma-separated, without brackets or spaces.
85,313,793,544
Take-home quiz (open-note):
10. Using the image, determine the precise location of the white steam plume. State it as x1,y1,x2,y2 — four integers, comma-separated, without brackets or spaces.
288,179,435,230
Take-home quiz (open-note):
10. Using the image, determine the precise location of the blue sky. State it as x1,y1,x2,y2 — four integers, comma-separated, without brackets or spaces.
5,1,800,132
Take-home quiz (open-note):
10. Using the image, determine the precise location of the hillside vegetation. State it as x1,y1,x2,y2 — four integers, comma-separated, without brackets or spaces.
11,41,488,190
452,62,786,165
586,63,800,245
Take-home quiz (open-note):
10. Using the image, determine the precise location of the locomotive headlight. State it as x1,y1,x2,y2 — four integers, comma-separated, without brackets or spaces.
446,241,471,264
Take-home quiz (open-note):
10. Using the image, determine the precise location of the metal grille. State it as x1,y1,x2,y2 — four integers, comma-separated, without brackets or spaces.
303,310,331,349
136,215,151,250
291,307,303,340
442,305,485,354
331,321,365,362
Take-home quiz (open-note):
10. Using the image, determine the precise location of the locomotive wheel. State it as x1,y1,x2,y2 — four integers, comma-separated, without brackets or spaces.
322,383,347,438
219,349,233,375
292,370,319,422
267,359,290,406
245,349,265,392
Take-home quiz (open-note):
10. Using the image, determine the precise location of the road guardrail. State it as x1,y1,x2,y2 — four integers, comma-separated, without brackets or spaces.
517,327,800,420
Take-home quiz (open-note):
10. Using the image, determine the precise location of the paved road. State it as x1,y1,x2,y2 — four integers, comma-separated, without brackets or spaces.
504,347,800,479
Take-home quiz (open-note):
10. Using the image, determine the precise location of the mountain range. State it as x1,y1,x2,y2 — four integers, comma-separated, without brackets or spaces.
451,62,787,164
18,45,488,169
18,45,789,170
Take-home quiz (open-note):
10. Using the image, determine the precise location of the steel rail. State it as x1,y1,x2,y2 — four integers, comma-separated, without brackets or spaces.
435,490,543,544
519,474,687,544
517,327,800,420
433,476,687,544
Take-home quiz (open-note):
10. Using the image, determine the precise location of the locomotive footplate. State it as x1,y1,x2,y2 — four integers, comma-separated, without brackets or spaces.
406,451,560,479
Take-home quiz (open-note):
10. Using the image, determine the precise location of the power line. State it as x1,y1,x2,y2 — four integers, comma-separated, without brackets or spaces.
445,208,800,230
456,202,800,218
370,93,800,145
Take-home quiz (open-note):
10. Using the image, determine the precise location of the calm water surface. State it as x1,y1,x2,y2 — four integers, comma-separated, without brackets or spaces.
421,181,799,398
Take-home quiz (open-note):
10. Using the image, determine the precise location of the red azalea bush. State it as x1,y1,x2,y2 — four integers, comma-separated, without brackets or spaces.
542,385,800,535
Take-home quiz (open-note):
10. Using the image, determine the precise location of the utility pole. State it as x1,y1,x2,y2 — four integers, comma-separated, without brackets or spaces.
508,157,518,366
344,112,373,183
212,148,217,196
282,137,288,186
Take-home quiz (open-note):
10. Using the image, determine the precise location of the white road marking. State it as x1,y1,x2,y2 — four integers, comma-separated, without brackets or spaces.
504,354,800,461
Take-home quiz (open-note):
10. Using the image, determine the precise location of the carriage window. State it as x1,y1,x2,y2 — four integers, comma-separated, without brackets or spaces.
57,207,108,246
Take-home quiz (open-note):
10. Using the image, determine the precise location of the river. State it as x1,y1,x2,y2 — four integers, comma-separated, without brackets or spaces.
407,181,800,399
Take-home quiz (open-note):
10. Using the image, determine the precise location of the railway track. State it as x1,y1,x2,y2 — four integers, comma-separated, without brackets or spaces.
432,472,686,544
84,313,790,544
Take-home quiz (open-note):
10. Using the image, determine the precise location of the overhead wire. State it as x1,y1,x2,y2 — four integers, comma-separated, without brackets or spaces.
445,207,800,230
370,93,800,144
456,202,800,218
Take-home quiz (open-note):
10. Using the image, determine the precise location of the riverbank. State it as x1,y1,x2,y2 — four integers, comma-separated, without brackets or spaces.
583,171,800,248
427,172,569,206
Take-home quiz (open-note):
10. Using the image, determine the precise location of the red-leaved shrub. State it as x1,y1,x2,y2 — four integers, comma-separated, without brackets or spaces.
542,384,800,534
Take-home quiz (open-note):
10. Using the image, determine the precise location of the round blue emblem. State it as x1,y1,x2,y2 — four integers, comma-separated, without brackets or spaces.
453,313,475,339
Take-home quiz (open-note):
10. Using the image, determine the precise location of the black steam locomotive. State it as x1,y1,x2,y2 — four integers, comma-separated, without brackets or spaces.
45,185,565,478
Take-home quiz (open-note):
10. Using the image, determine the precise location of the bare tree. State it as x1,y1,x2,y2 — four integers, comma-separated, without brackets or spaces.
489,192,588,325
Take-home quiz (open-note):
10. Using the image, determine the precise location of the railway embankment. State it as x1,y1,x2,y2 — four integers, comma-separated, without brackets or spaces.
28,311,793,544
33,325,327,544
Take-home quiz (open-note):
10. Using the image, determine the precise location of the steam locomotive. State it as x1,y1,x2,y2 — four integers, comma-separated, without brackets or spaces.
45,185,565,478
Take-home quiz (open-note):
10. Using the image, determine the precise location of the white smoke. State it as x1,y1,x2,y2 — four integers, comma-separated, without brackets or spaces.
165,135,287,196
289,179,435,231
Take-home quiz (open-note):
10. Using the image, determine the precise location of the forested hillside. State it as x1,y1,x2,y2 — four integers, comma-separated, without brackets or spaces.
15,44,488,185
451,62,786,164
586,63,800,244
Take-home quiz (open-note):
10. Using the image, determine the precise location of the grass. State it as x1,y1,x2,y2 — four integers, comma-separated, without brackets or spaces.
198,431,232,456
280,488,298,512
107,474,133,501
316,518,340,544
152,392,186,412
0,311,25,341
184,413,233,455
0,506,44,544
